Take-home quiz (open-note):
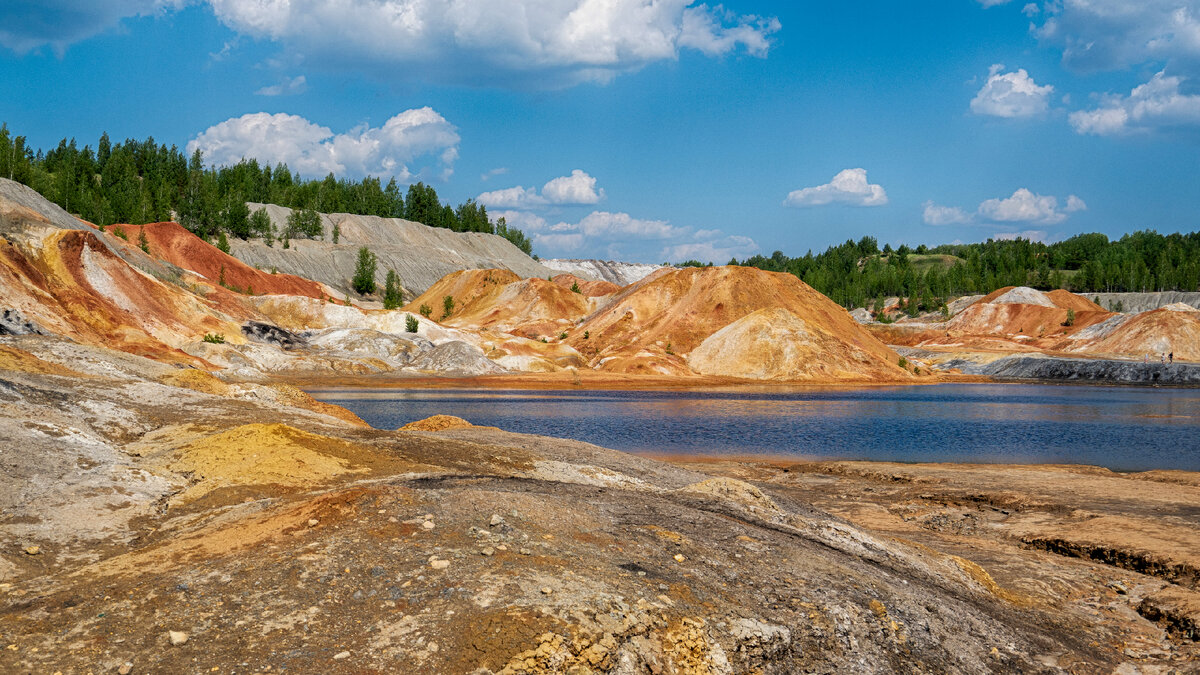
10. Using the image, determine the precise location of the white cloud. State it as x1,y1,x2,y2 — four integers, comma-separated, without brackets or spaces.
476,186,548,210
784,168,888,208
541,170,605,205
1035,1,1200,74
923,201,973,226
187,108,460,180
204,0,781,87
1069,70,1200,135
480,167,509,182
477,170,604,209
993,230,1049,243
255,75,307,96
978,188,1071,225
1065,194,1087,212
661,234,758,263
970,64,1054,118
0,0,184,54
1022,3,1040,17
491,210,548,232
977,0,1013,7
574,211,685,238
533,232,585,252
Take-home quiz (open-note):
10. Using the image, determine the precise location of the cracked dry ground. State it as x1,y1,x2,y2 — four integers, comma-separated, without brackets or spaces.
0,341,1197,673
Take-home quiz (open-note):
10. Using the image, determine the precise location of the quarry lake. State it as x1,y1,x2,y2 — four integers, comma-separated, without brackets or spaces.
310,384,1200,472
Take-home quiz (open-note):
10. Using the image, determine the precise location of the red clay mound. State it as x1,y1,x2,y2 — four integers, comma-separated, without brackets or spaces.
569,265,908,381
120,222,325,299
551,273,621,297
404,269,592,338
948,287,1112,340
0,228,240,365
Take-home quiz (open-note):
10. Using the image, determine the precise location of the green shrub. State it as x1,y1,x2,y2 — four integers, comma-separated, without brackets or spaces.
406,314,419,333
202,333,225,344
419,303,432,318
898,357,908,369
570,281,581,293
559,332,568,340
1062,308,1075,327
442,295,454,318
112,226,127,240
216,230,230,254
138,228,150,253
665,342,675,356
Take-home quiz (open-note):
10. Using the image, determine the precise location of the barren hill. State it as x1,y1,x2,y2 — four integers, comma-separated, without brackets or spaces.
569,266,909,380
230,204,562,300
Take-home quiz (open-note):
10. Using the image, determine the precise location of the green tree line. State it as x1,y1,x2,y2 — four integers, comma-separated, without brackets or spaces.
0,123,533,255
733,231,1200,311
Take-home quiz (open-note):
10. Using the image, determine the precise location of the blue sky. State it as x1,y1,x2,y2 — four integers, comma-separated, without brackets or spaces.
2,1,1198,263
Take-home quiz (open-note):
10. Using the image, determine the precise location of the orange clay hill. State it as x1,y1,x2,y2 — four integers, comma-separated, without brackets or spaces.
567,265,911,381
551,272,621,297
1074,303,1200,361
113,222,326,299
403,268,594,339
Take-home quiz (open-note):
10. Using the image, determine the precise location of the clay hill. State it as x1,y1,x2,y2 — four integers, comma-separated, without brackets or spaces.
569,266,910,381
229,203,562,299
120,222,327,299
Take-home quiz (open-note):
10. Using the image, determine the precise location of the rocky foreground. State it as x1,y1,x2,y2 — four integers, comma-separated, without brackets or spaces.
2,336,1198,674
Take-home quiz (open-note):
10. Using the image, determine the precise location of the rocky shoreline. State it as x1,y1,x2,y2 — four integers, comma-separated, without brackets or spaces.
2,336,1198,673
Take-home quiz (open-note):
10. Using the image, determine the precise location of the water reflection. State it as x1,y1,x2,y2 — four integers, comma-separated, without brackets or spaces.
310,384,1200,472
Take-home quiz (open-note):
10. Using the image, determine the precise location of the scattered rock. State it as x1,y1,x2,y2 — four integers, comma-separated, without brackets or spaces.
333,650,351,660
117,662,133,675
22,546,40,556
241,321,307,350
430,559,450,570
673,553,686,563
307,518,319,527
481,547,495,556
422,520,436,530
541,586,553,595
489,513,504,527
168,631,188,646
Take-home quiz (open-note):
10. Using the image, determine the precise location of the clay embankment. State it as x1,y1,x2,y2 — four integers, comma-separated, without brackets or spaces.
2,338,1195,672
229,203,562,299
542,258,664,286
117,222,326,299
569,265,911,381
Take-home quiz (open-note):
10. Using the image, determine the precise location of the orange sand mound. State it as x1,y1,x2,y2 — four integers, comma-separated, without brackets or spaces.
404,269,592,338
1082,306,1200,361
119,222,325,299
400,415,478,431
569,265,908,380
551,273,621,297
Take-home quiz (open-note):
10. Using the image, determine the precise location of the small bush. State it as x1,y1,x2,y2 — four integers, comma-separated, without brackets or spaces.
419,304,432,318
570,281,581,294
406,314,419,333
352,246,378,295
138,228,150,253
540,337,548,343
559,332,568,340
1062,308,1076,327
583,330,590,340
383,269,403,310
112,226,127,240
665,342,675,356
442,295,454,318
202,333,225,344
216,231,230,254
898,357,908,369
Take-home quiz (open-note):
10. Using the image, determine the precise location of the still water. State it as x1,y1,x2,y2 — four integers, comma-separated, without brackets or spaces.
309,384,1200,472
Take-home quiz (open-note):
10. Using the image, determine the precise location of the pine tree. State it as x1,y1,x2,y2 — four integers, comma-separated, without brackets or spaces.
352,246,377,295
383,269,402,309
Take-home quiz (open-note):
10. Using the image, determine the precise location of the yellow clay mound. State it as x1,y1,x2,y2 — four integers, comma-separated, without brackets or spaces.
161,423,369,502
401,414,477,431
679,477,782,517
159,369,230,396
0,345,83,377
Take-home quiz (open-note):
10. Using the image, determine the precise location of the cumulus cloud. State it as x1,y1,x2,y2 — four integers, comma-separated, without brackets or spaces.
255,75,307,96
661,233,758,263
477,170,604,209
187,108,460,180
783,169,888,207
923,201,973,226
977,188,1081,225
1069,70,1200,135
205,0,781,87
480,167,509,182
0,0,184,54
541,170,605,205
970,64,1054,117
1034,0,1200,74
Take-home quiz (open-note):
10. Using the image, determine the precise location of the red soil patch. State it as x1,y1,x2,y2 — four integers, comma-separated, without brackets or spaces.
119,222,325,299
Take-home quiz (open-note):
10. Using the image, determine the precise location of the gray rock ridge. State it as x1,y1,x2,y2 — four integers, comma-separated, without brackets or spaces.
541,258,664,286
1089,292,1200,313
935,353,1200,384
234,203,560,298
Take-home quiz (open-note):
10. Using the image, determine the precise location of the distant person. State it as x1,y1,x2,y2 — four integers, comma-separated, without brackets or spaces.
1170,352,1174,364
